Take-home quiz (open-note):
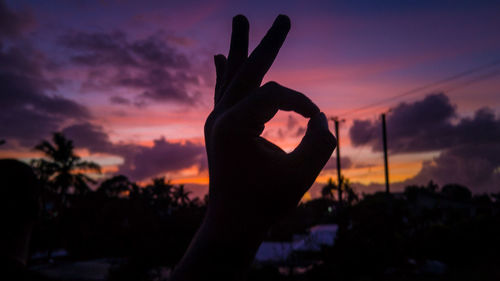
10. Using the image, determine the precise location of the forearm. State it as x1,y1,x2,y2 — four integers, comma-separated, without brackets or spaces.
170,209,268,281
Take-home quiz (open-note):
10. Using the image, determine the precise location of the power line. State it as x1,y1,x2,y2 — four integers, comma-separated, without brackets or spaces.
393,67,500,111
343,68,500,180
336,59,500,118
327,59,500,185
443,68,500,93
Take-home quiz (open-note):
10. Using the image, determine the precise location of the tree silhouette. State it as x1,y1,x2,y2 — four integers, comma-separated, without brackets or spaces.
144,177,173,200
173,184,191,207
321,177,336,199
98,175,137,198
32,133,101,199
321,176,358,205
441,183,472,202
342,177,359,206
141,176,176,216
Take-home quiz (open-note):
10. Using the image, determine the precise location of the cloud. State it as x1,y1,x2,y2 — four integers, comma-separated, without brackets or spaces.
349,93,459,153
0,43,90,147
287,115,299,130
109,96,131,105
349,93,500,153
403,143,500,193
0,1,91,148
61,122,206,181
264,114,307,141
349,93,500,193
62,123,113,152
118,137,205,180
59,30,201,105
323,156,353,171
352,162,378,169
0,0,35,39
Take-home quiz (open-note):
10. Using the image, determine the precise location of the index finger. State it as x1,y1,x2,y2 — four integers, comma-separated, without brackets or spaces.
229,82,319,130
222,15,291,107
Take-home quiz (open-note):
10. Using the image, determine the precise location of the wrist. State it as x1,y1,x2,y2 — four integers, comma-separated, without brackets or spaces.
172,210,268,281
201,206,269,251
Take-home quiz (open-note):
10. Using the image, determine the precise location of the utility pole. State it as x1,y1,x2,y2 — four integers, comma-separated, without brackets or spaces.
381,113,390,194
331,117,343,203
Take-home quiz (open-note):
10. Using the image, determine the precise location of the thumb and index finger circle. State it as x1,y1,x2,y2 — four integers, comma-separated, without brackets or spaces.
230,82,336,161
227,82,336,192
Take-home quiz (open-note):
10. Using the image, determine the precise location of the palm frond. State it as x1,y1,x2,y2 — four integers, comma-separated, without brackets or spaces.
34,140,57,157
76,161,102,173
78,173,97,185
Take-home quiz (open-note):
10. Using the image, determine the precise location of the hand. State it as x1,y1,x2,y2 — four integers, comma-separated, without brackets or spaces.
205,14,336,236
172,15,336,281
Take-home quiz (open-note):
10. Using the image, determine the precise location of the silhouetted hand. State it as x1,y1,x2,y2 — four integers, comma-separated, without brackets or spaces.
171,15,336,281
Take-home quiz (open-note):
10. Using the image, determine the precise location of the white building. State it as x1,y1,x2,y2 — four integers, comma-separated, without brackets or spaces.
255,224,338,263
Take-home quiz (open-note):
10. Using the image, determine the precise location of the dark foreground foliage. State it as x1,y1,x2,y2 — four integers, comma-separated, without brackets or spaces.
28,134,500,280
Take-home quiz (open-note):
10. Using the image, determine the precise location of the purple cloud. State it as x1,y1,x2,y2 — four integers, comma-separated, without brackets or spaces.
0,0,34,39
109,96,131,105
62,123,113,153
0,25,90,147
59,30,200,105
61,122,206,181
406,143,500,193
323,156,353,171
118,137,205,180
349,93,500,153
349,93,500,192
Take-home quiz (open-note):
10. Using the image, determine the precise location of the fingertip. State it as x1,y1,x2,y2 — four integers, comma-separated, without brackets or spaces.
290,112,336,171
319,112,328,129
304,103,320,118
307,112,322,130
233,14,249,29
275,14,291,31
214,54,226,62
311,104,320,117
307,112,337,149
262,81,319,118
214,54,226,69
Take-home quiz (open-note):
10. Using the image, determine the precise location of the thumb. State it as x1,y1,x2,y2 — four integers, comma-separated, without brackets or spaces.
289,112,336,189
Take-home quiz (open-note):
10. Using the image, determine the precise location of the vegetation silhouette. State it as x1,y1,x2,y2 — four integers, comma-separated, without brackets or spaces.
97,175,138,198
322,176,359,206
32,133,101,199
0,159,53,280
3,132,500,280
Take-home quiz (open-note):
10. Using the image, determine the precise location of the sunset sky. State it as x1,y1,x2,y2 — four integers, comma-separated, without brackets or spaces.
1,0,500,198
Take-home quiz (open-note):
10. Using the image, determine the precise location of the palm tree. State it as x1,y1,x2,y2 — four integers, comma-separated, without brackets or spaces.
173,184,191,207
342,177,359,206
31,133,100,259
144,177,174,201
322,177,337,199
32,133,101,199
142,177,175,216
322,176,358,206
